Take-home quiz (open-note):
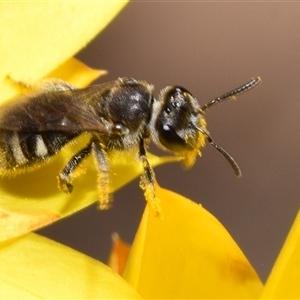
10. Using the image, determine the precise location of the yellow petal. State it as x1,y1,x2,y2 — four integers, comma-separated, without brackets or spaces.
123,185,263,299
0,233,141,299
260,209,300,299
48,57,107,88
0,1,128,102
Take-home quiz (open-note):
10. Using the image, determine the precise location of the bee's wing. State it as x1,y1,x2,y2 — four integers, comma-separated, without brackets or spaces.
0,84,113,133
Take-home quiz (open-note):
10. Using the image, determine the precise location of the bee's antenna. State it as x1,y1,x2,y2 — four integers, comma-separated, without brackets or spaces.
195,77,261,176
200,77,261,113
195,126,242,177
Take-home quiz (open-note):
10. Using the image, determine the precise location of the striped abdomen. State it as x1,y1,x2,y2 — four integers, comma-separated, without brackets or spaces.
0,130,79,171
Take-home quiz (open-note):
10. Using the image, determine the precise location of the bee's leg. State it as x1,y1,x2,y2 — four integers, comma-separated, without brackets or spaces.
139,138,162,216
90,141,111,210
58,144,92,193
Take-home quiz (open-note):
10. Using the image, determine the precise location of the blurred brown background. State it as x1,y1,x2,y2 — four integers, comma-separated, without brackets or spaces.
39,2,300,282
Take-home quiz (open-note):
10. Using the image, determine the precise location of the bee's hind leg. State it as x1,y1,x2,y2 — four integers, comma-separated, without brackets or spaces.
58,144,92,193
58,140,111,209
90,141,111,210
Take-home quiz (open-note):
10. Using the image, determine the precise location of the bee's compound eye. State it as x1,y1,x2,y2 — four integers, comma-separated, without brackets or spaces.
158,124,187,151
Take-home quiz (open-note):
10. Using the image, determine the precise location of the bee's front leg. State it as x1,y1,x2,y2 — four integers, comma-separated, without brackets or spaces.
138,138,162,216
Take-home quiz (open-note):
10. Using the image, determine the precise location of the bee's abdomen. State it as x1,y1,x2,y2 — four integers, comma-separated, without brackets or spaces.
0,130,79,170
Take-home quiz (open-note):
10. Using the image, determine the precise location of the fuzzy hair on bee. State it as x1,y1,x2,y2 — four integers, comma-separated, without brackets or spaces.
0,76,261,212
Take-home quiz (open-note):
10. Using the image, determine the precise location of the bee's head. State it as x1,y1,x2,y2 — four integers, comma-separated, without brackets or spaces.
149,86,207,168
150,85,242,176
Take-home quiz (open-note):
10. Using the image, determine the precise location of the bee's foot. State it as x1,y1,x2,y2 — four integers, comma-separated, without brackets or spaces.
58,176,73,193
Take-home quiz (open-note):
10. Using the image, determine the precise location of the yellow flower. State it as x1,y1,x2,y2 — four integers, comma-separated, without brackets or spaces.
3,185,300,299
1,3,300,299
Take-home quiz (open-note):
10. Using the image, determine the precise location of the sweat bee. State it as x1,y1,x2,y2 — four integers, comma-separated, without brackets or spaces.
0,76,260,210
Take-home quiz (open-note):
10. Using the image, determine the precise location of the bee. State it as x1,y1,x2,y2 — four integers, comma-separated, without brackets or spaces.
0,76,260,210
